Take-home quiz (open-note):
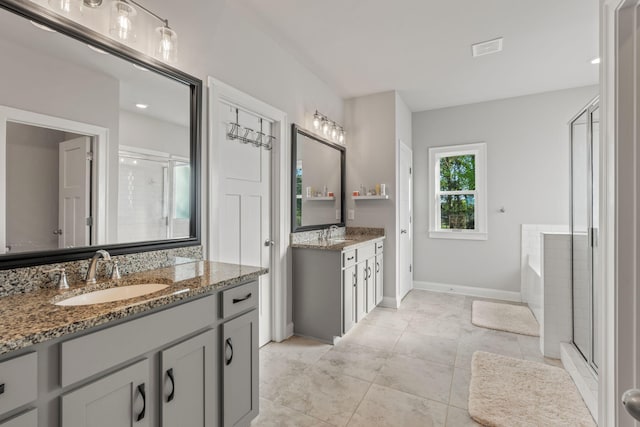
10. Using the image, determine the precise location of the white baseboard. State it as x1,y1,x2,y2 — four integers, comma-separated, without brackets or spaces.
413,281,522,302
379,296,400,309
560,343,598,421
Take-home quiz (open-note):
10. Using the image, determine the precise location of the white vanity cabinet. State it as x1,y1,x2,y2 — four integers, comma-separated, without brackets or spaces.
293,237,385,343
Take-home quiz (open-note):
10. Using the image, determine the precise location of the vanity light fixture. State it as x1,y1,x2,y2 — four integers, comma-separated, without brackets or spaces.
311,110,346,144
48,0,83,16
135,103,149,109
104,0,178,62
110,1,137,42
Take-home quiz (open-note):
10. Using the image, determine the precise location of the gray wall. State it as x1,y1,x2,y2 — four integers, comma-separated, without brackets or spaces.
412,85,598,293
345,91,412,305
119,110,190,158
5,123,67,253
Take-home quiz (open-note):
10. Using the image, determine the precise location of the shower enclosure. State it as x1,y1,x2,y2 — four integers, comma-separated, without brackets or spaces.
570,96,600,372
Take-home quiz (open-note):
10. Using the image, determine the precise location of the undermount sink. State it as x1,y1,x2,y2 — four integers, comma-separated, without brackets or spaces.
55,284,170,306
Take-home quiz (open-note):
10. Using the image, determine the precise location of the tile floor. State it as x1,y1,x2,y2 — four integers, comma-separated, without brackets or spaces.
252,290,562,427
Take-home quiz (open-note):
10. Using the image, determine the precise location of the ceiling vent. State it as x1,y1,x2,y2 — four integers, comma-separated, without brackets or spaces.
471,37,504,57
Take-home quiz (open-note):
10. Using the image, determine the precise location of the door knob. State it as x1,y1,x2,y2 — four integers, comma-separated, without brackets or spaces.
400,229,407,234
53,229,63,235
264,239,275,247
622,389,640,421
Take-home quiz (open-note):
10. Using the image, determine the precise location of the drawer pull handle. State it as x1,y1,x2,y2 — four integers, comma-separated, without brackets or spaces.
225,338,234,366
376,262,380,273
167,368,175,402
0,383,4,395
136,383,146,421
368,266,372,279
352,272,356,287
232,293,252,304
347,256,354,261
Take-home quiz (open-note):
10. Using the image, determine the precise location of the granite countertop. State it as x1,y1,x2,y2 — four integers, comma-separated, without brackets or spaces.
291,232,385,251
0,261,267,355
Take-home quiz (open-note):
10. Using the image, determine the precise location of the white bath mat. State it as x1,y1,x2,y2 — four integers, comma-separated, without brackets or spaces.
471,301,539,336
469,351,596,427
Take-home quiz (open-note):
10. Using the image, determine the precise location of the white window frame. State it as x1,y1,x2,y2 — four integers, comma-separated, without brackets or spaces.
428,142,487,240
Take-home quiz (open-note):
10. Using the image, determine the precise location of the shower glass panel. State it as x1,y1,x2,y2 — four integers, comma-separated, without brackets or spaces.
570,97,599,372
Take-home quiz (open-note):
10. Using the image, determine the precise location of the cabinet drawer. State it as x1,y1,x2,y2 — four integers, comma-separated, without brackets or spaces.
221,281,258,319
0,408,37,427
376,240,384,253
342,250,356,268
0,353,37,416
356,243,376,261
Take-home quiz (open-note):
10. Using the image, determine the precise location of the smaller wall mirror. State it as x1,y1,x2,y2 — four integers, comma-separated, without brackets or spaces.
291,124,345,232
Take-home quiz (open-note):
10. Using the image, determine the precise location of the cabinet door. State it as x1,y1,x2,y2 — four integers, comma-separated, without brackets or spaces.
356,262,367,322
342,264,356,333
161,329,216,427
366,257,376,312
222,310,258,427
61,359,149,427
376,253,384,305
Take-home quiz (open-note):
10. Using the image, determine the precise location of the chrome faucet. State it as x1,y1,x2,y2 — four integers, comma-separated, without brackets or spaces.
85,249,111,284
328,225,340,240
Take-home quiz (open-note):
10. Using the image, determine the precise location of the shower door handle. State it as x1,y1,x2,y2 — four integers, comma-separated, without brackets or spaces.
623,389,640,421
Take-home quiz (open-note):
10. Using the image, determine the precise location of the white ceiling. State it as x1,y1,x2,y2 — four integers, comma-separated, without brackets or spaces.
238,0,599,112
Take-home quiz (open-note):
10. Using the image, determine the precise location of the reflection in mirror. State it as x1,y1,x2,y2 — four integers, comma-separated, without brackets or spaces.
0,6,194,255
292,125,345,231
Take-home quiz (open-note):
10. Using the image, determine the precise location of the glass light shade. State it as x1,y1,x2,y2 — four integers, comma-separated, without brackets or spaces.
313,112,321,129
48,0,82,16
339,129,345,143
109,1,137,42
331,123,338,140
322,120,329,135
155,26,178,63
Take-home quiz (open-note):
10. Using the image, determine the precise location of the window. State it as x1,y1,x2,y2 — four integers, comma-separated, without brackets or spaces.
429,143,487,240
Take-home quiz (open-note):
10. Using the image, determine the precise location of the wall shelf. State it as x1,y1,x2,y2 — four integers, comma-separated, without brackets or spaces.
306,196,335,201
353,195,389,200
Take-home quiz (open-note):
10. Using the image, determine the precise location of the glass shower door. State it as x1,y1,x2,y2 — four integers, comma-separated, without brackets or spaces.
570,99,599,372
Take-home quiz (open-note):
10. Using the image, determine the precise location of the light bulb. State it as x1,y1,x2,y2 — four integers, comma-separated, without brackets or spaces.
155,26,178,63
110,1,137,42
322,120,329,135
313,112,321,130
331,123,338,140
339,129,345,144
48,0,82,16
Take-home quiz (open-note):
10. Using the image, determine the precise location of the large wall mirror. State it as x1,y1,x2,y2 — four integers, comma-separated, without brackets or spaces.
0,1,201,268
291,125,345,232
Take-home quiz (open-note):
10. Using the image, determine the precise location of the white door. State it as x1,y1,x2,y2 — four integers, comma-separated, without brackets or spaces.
58,136,91,248
218,104,272,347
398,142,413,300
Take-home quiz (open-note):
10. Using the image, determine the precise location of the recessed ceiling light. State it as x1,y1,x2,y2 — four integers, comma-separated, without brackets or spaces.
591,57,601,65
472,37,504,57
135,103,149,109
30,20,56,33
87,44,108,55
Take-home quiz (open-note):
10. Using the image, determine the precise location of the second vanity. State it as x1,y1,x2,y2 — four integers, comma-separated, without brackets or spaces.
292,229,385,343
0,260,265,427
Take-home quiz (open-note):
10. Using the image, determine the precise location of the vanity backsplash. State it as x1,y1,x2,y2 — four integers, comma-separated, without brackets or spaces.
0,246,203,297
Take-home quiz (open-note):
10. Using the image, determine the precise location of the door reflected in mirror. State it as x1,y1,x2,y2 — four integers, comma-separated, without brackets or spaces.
0,6,195,256
292,125,345,231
